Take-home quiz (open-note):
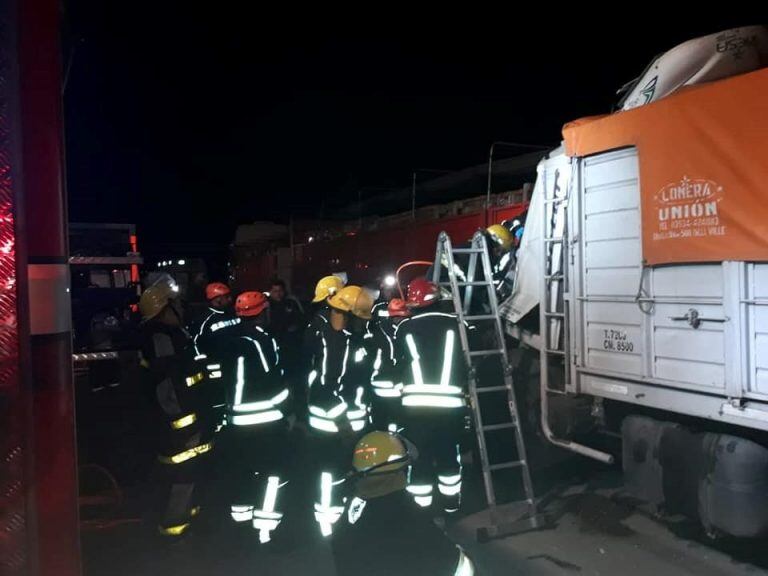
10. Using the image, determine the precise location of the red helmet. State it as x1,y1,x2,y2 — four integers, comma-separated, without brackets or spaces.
235,291,269,317
387,298,411,318
406,278,440,308
206,282,231,301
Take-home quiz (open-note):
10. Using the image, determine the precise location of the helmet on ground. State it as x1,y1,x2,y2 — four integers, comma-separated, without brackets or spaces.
387,298,410,317
486,224,514,251
205,282,231,301
328,285,374,320
236,291,269,317
312,275,345,303
406,277,439,308
139,276,179,321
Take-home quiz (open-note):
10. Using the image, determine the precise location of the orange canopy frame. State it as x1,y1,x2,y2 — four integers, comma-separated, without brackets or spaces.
563,68,768,266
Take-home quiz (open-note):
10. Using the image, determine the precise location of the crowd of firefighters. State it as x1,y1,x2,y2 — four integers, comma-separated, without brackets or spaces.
136,222,522,575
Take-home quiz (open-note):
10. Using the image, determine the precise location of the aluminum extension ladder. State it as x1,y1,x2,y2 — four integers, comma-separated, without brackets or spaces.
433,230,545,539
540,167,570,395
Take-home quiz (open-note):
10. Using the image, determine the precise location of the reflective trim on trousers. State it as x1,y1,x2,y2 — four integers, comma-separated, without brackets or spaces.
414,495,433,507
253,476,283,543
159,442,213,465
231,505,253,523
158,522,190,536
407,483,434,507
406,484,433,496
186,372,205,387
158,506,199,537
438,482,462,496
253,516,282,544
171,412,197,430
315,472,344,537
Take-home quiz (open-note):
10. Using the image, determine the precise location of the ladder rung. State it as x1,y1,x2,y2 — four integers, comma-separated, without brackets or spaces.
544,198,567,205
545,349,565,356
456,281,492,287
545,274,564,280
453,248,485,254
476,386,509,393
465,314,497,321
544,312,565,318
469,350,503,357
482,423,516,432
489,461,524,472
544,237,565,243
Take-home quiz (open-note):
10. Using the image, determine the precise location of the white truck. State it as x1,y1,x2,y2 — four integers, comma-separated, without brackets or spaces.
503,26,768,537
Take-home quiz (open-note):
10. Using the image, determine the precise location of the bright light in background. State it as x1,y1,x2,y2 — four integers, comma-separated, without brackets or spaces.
178,260,186,265
384,275,396,287
308,236,315,243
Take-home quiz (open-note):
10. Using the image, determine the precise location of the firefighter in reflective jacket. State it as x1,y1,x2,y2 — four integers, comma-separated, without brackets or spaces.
189,282,240,383
368,298,410,431
219,291,292,543
332,431,477,576
395,278,468,514
301,275,347,422
309,275,345,330
139,276,214,537
305,285,374,536
436,224,515,311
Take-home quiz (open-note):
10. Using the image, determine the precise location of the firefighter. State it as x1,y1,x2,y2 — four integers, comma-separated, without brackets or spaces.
305,285,374,537
368,298,410,432
307,275,346,334
299,275,348,422
190,282,240,383
370,274,398,322
331,431,477,576
395,278,468,514
219,291,293,544
138,275,215,538
435,224,515,311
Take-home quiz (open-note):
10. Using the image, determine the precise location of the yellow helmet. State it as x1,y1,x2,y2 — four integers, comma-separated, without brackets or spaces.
139,276,179,321
353,431,409,474
327,285,373,320
486,224,513,251
352,431,410,498
312,275,345,303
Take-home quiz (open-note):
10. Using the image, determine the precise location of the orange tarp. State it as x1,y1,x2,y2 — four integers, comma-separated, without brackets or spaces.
563,68,768,266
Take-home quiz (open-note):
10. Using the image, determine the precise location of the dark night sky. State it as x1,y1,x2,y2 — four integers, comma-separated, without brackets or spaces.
62,6,757,260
